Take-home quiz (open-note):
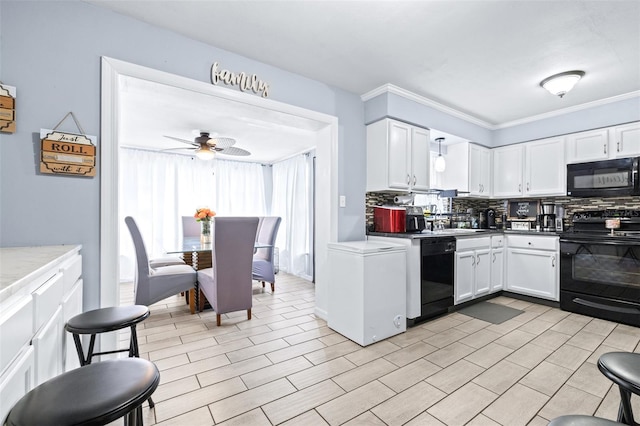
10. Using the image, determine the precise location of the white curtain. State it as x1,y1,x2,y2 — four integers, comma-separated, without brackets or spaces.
271,154,313,279
119,148,266,281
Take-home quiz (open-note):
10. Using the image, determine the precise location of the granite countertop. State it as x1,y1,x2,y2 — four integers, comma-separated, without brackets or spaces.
368,229,561,239
0,245,81,304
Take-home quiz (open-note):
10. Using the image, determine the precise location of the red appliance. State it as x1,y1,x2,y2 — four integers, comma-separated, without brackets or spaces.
374,206,406,233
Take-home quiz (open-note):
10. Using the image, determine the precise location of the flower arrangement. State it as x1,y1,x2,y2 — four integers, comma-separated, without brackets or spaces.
194,208,216,222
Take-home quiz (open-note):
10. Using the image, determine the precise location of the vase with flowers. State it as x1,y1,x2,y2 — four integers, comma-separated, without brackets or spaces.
194,207,216,244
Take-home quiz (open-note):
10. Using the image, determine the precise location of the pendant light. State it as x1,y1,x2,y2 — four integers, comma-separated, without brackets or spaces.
435,137,446,172
540,70,585,98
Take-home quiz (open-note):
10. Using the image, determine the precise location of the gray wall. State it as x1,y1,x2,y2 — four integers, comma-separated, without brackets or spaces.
0,1,366,310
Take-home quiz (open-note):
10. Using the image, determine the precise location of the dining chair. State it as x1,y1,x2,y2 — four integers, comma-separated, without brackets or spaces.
196,217,259,326
182,215,201,238
125,216,197,306
252,216,282,292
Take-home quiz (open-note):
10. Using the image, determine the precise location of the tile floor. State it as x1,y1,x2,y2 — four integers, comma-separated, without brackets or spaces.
118,274,640,426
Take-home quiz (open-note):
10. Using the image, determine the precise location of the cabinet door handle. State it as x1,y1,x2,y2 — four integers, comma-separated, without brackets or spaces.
604,143,607,154
492,253,496,263
526,182,530,191
476,255,481,265
528,241,532,246
413,175,417,185
617,141,621,152
471,257,476,267
551,255,556,267
518,184,522,192
406,174,411,185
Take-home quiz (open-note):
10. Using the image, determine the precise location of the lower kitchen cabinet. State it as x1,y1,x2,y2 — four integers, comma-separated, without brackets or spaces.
0,245,83,424
490,235,505,293
455,237,491,304
506,235,559,301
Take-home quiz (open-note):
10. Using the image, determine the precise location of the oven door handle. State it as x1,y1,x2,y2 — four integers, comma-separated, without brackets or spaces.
573,298,640,315
560,238,635,246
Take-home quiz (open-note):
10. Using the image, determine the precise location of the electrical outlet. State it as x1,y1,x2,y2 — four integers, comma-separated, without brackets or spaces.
339,195,346,207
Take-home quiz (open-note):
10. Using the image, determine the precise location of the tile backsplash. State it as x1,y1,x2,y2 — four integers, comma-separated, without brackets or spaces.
365,192,640,230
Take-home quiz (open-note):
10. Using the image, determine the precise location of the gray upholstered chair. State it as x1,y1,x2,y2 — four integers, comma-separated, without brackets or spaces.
182,215,201,238
125,216,197,306
197,217,259,326
252,216,282,292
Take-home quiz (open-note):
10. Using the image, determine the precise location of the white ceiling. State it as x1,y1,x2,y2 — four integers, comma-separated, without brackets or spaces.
90,0,640,162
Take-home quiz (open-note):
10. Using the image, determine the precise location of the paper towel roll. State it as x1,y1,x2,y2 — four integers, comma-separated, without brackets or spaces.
394,195,414,204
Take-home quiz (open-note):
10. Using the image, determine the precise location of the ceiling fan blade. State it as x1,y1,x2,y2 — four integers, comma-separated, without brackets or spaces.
160,147,195,152
207,137,235,149
164,135,198,146
217,146,251,156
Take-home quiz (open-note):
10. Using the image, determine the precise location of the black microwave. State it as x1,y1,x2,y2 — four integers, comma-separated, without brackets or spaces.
567,157,640,197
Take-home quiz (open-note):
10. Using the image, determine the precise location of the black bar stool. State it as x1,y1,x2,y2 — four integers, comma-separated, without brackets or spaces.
597,352,640,425
6,358,159,426
549,415,623,426
65,305,154,408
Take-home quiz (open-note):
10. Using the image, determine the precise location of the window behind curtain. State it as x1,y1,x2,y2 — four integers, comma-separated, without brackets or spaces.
119,148,266,282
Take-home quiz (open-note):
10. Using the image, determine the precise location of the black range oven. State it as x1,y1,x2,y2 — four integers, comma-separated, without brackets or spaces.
560,210,640,327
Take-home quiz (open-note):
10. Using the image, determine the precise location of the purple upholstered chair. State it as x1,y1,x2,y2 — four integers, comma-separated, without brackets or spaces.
125,216,197,306
197,217,260,326
252,216,281,292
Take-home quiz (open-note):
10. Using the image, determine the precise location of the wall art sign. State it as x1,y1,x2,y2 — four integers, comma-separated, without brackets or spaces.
40,129,97,177
210,61,269,98
0,83,16,133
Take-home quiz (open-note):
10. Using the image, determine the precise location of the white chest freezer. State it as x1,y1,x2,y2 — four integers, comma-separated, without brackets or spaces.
327,241,407,346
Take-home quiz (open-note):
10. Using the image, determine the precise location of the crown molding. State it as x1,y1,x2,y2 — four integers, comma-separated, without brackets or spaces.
493,90,640,129
361,84,640,131
361,84,494,129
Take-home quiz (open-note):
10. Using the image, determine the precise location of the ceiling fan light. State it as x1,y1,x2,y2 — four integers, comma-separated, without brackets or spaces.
540,70,585,98
195,146,215,160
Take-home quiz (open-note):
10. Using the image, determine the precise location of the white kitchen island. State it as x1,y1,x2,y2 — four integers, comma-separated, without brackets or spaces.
0,245,83,424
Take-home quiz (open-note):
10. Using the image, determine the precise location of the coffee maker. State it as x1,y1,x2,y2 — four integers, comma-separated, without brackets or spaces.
538,204,556,232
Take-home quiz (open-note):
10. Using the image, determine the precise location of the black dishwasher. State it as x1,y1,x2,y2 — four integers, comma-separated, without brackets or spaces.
413,237,456,325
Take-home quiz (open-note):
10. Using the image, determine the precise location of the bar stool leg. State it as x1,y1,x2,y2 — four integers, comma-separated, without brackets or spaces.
130,324,155,409
617,387,635,425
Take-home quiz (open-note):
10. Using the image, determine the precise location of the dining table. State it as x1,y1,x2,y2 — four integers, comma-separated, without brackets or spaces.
166,237,271,313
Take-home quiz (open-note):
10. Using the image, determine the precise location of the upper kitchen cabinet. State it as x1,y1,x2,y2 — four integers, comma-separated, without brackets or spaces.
439,142,491,197
492,144,524,198
492,137,565,198
613,122,640,158
566,122,640,163
366,118,430,192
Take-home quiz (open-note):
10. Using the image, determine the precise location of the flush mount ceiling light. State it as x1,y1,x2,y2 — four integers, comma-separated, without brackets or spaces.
195,146,216,160
540,70,585,98
435,137,446,172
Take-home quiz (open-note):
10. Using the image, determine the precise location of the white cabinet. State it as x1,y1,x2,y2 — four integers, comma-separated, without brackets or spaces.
440,142,491,197
566,122,640,163
566,128,610,163
455,237,491,304
614,122,640,158
506,235,559,301
367,118,430,192
492,144,524,197
492,137,565,198
490,235,505,293
62,280,83,372
0,246,82,424
525,137,566,196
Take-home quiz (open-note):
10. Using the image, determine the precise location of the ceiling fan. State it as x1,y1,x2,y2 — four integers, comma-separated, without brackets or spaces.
163,131,251,160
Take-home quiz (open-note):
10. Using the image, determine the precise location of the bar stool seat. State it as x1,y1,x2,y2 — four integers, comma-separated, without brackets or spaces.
6,358,160,426
65,305,150,365
597,352,640,425
549,415,623,426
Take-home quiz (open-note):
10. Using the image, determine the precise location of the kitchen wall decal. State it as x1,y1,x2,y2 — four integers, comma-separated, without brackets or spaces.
210,61,269,98
0,82,16,133
40,112,96,177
